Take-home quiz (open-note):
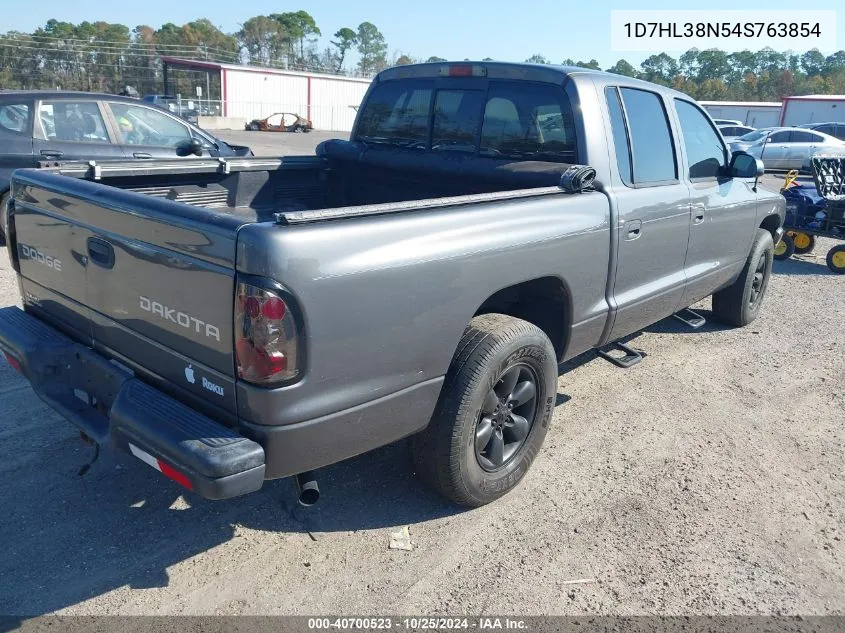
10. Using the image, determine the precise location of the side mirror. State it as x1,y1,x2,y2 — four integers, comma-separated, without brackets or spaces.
176,137,204,157
730,151,764,189
730,151,764,178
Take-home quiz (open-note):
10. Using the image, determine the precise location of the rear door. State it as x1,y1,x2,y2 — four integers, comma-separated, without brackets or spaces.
32,99,124,163
0,99,35,195
785,130,824,168
604,86,691,340
105,101,215,159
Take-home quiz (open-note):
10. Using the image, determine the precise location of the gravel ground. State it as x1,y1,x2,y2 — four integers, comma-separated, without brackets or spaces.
0,144,843,617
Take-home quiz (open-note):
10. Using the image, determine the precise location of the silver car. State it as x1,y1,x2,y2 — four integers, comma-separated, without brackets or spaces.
729,127,845,170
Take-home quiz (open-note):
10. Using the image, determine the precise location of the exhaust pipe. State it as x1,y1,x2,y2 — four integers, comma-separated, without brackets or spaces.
295,471,320,506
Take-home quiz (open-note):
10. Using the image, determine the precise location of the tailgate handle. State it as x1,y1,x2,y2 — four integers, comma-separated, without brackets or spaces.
40,149,64,159
133,152,153,159
86,238,115,269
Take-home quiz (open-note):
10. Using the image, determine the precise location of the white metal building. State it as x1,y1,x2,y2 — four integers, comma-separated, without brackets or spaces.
163,57,373,132
779,95,845,126
699,101,782,128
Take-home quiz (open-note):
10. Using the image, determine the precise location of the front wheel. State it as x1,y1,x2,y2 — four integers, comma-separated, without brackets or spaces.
411,314,557,507
248,122,260,131
712,229,774,327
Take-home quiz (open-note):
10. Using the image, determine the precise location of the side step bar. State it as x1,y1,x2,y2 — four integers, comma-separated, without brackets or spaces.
673,308,706,329
597,341,644,368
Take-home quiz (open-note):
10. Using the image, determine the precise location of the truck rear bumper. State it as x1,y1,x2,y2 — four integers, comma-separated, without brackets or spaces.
0,306,265,500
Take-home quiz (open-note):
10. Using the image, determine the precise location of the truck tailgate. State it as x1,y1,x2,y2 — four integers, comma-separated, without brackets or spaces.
10,170,246,417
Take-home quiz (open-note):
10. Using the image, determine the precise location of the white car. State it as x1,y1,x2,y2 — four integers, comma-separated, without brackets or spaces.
718,124,756,142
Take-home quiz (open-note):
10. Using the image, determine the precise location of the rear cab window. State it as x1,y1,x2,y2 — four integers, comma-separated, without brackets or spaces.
354,78,577,162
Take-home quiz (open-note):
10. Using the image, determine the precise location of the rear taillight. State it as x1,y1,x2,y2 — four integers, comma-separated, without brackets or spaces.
234,282,299,385
4,352,22,373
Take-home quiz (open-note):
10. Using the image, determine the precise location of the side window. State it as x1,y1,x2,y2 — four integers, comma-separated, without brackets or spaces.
817,125,834,136
432,89,484,150
674,99,727,180
0,103,32,136
619,88,677,184
39,101,110,143
835,126,845,141
109,103,191,146
789,130,819,143
769,131,792,143
605,87,632,186
355,80,433,144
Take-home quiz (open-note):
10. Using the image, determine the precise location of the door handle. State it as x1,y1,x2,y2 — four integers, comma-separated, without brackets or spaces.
133,152,153,159
86,237,115,269
692,205,706,225
40,149,63,159
624,219,642,240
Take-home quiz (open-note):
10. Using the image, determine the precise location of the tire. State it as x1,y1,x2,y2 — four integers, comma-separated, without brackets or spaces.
0,192,7,247
294,125,305,133
789,231,815,255
773,232,794,260
827,245,845,274
248,123,260,131
712,229,774,327
411,314,557,507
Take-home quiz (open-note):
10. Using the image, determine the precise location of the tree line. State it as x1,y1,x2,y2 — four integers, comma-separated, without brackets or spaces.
526,49,845,102
2,13,845,103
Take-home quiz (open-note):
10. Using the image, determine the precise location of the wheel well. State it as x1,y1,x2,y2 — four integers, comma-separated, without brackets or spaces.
760,214,781,240
474,277,571,361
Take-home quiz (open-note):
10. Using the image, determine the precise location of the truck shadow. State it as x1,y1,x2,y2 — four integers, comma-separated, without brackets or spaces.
0,415,461,615
1,306,746,615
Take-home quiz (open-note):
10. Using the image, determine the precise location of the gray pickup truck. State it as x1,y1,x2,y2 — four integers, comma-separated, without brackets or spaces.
0,62,784,507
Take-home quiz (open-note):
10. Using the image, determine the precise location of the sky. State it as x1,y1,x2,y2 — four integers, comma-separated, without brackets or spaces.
4,0,843,70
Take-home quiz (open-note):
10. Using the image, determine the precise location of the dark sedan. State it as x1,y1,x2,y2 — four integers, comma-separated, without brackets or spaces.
0,90,252,243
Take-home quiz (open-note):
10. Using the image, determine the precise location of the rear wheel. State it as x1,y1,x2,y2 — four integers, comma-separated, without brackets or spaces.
827,245,845,274
248,122,260,131
712,229,774,327
294,125,305,133
0,192,7,246
789,231,815,255
411,314,557,507
773,233,794,260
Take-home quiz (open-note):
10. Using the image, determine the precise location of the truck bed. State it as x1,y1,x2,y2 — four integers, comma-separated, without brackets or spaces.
38,139,586,225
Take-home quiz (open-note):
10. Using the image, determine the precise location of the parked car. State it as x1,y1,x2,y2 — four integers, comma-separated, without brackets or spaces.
0,63,783,508
246,112,312,133
712,118,744,126
729,126,845,170
798,122,845,141
717,124,756,142
0,90,252,243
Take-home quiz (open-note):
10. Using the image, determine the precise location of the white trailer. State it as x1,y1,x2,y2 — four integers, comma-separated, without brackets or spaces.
699,101,782,128
779,95,845,126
